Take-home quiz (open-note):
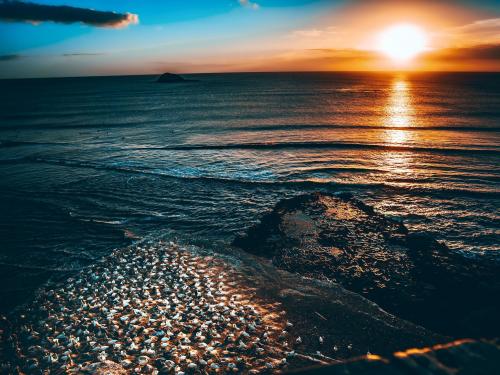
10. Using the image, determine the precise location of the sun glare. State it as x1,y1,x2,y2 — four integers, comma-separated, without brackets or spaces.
378,24,428,63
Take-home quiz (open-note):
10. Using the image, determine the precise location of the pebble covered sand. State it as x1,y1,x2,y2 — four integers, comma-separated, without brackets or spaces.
1,241,298,374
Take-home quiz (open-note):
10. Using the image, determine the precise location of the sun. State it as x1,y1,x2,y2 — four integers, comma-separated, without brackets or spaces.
377,24,428,62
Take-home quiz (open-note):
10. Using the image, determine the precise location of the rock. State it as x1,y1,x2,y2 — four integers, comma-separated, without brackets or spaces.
233,192,500,338
229,245,445,360
156,72,191,83
289,339,500,375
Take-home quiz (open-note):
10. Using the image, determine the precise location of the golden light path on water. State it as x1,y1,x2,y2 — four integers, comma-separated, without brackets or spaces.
383,78,415,174
386,79,412,141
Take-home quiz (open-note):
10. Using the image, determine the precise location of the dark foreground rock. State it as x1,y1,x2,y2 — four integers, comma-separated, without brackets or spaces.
226,246,445,361
290,339,500,375
233,192,500,338
156,72,192,83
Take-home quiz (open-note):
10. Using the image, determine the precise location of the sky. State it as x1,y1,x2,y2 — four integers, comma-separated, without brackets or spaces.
0,0,499,78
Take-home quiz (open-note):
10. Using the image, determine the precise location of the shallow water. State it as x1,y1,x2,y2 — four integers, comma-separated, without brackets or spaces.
0,72,499,312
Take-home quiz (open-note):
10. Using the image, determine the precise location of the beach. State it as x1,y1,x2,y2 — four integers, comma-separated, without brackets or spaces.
0,72,499,373
2,0,500,371
2,236,449,373
2,241,292,373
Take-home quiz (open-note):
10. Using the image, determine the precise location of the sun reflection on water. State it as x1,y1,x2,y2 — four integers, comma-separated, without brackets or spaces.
382,150,413,175
383,77,415,175
385,78,414,144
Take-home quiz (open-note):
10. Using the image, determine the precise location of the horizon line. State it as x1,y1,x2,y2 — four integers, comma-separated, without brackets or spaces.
1,69,500,80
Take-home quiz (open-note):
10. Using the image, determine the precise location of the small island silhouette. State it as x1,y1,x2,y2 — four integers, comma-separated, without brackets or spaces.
156,72,196,83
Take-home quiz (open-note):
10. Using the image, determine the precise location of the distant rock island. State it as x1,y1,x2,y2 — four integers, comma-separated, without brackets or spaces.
156,72,193,83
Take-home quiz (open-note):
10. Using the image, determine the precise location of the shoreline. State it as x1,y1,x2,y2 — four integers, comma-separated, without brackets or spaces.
1,236,448,373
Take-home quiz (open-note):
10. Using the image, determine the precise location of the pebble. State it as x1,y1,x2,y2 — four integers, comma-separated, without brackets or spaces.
1,241,292,373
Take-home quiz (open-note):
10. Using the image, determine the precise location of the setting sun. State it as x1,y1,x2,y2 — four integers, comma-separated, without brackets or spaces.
378,24,428,62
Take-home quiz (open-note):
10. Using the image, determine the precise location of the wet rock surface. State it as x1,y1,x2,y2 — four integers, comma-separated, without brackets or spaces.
290,339,500,375
233,192,500,338
227,246,444,360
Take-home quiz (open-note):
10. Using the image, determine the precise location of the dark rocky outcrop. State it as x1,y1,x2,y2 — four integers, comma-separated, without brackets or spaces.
233,192,500,338
290,339,500,375
224,246,445,361
156,72,191,83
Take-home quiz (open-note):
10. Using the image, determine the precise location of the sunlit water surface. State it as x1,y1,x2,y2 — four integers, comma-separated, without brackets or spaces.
0,72,499,312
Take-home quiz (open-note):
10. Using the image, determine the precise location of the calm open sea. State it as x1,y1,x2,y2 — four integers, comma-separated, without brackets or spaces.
0,72,499,312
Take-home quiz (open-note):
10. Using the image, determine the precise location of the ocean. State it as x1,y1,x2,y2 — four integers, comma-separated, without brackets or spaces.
0,72,499,313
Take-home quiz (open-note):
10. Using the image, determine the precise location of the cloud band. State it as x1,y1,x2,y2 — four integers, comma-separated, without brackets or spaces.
0,54,21,61
0,0,138,28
